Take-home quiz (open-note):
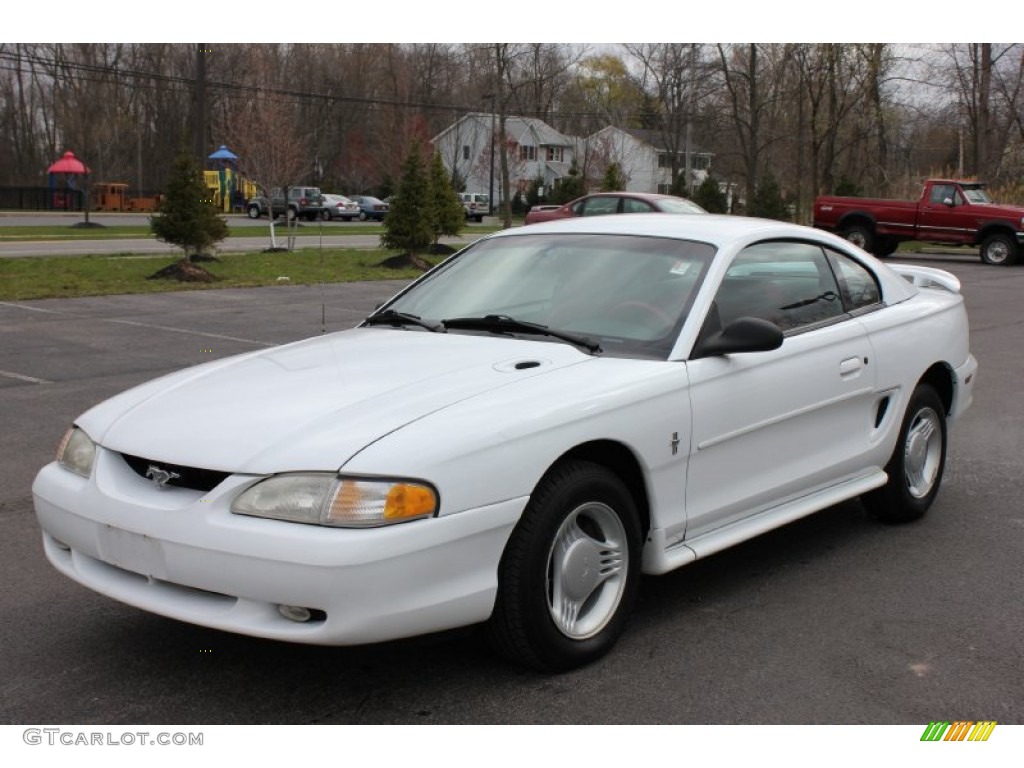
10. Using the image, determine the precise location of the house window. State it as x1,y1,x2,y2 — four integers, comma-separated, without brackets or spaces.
463,145,470,161
545,147,563,163
657,153,673,169
519,145,537,162
657,183,673,194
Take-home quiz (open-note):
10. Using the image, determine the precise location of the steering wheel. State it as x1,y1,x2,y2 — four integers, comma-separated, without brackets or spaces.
608,300,674,327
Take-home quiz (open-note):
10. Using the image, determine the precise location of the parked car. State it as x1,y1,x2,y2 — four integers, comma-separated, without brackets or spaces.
33,214,976,671
246,186,325,221
525,191,706,225
813,178,1024,264
349,195,389,221
458,192,490,222
321,193,360,222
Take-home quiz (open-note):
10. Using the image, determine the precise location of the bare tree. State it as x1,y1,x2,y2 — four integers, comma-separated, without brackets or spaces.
228,45,314,250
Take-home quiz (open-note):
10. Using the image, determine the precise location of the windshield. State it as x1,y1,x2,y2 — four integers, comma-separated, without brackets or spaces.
380,233,715,359
961,185,992,204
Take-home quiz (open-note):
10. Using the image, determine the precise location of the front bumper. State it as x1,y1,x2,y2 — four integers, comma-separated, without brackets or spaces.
32,449,524,645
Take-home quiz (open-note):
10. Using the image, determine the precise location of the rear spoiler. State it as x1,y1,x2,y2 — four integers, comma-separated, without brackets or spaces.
888,263,962,294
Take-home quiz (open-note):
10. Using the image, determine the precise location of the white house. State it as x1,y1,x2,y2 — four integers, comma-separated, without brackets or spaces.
431,113,576,204
582,126,712,195
432,116,714,204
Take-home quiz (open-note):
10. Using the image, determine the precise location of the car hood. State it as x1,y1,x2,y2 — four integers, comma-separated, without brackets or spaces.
972,202,1024,218
79,329,592,475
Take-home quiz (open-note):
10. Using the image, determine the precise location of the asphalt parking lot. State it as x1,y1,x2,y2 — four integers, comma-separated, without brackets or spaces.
1,253,1022,725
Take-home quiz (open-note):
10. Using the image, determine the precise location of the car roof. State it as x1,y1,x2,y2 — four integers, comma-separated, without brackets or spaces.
489,213,918,304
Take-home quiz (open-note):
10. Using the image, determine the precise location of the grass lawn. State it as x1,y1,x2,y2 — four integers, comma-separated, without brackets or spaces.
0,249,442,301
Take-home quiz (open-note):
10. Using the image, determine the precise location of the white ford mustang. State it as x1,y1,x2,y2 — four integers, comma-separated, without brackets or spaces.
33,214,977,670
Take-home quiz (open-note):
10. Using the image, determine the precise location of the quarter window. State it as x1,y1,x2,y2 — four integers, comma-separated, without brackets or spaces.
825,248,882,312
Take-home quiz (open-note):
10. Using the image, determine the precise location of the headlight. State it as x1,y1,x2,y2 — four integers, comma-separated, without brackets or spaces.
56,426,97,478
231,473,438,527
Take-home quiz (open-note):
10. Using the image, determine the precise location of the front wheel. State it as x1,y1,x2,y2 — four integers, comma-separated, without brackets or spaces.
980,233,1018,266
487,460,641,671
246,205,261,219
863,384,947,523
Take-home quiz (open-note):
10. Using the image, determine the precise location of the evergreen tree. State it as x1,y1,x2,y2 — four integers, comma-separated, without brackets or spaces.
150,149,228,261
428,150,465,243
692,175,729,213
600,161,626,192
746,172,790,221
551,159,586,205
525,175,546,208
670,171,690,198
381,139,433,263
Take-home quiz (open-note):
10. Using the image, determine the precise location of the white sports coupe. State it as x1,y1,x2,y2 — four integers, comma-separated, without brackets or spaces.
33,214,977,671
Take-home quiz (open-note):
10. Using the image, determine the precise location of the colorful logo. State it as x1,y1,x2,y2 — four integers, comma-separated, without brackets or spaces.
921,721,997,742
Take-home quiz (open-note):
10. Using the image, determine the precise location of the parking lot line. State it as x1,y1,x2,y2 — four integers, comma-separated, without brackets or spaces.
0,368,50,384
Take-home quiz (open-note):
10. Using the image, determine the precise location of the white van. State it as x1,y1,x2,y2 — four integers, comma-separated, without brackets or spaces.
458,192,490,222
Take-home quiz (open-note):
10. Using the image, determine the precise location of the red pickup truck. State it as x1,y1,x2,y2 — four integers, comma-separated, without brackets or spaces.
813,179,1024,265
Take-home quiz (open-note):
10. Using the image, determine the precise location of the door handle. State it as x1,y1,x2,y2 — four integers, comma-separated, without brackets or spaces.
839,357,863,376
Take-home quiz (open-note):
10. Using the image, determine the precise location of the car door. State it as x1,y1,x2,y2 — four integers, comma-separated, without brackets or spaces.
683,240,878,539
916,183,973,243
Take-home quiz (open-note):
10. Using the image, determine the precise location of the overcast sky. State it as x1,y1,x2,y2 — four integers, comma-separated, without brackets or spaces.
7,3,983,44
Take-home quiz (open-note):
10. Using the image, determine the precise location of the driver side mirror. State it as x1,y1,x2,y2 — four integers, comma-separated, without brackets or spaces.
690,316,784,360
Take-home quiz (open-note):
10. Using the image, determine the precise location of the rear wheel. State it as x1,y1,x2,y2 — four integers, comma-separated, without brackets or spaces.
246,205,261,219
488,460,641,671
872,236,898,257
839,223,874,252
980,233,1018,266
863,384,946,523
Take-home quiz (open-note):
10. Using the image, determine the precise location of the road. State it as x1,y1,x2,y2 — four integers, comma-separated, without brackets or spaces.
0,212,490,257
0,255,1021,727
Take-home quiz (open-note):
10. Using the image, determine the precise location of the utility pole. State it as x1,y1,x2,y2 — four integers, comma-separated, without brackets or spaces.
193,44,208,165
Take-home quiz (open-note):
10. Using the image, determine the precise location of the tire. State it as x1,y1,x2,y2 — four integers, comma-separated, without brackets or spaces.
321,209,333,221
475,215,484,223
863,384,946,524
246,205,261,219
979,233,1018,266
487,460,641,671
839,223,874,253
286,208,297,222
359,211,368,221
872,236,898,257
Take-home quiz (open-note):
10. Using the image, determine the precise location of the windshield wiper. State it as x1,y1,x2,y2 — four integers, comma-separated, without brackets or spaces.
363,309,444,333
442,314,601,354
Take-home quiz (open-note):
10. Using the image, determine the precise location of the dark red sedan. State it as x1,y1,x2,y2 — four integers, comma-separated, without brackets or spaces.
524,192,706,225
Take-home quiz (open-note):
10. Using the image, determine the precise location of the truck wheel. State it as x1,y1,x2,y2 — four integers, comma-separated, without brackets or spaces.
872,236,898,257
839,224,874,253
247,205,261,219
980,233,1018,266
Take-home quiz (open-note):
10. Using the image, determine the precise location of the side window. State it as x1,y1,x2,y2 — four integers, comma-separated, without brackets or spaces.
622,197,654,214
929,184,955,205
825,248,882,312
714,241,844,332
581,197,620,216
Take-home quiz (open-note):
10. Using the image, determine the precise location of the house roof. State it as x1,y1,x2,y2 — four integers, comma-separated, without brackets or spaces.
432,113,573,148
599,126,710,156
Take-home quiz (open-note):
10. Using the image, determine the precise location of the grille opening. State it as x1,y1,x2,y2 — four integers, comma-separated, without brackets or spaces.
120,453,230,492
